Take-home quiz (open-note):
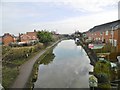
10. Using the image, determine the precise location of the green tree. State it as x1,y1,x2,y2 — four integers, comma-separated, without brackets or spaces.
37,30,53,44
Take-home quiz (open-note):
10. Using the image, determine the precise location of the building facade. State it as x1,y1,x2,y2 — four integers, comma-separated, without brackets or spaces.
2,33,16,46
86,20,120,52
20,30,38,42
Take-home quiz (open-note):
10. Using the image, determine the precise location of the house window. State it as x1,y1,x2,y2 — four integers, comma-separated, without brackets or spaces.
111,31,114,35
109,39,112,44
106,31,108,35
114,40,117,47
100,32,103,35
89,37,92,40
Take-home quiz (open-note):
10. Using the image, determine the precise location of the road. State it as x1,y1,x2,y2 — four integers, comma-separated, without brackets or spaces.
11,40,61,88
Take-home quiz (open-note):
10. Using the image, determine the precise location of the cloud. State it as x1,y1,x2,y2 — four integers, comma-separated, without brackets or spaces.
2,0,119,12
32,9,117,34
63,0,119,12
2,3,45,21
1,0,119,35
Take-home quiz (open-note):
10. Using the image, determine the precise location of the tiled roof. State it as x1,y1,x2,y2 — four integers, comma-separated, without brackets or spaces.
89,20,120,32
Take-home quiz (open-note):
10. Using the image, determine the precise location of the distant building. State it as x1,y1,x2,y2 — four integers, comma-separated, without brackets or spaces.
20,30,38,43
86,20,120,52
2,33,17,46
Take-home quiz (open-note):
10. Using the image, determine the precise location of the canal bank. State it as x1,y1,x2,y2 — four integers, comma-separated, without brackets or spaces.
11,39,62,88
26,40,60,88
76,38,98,66
33,40,93,88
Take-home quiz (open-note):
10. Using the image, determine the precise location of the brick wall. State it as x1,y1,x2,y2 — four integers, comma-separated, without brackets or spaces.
117,29,120,52
20,34,30,42
2,34,14,46
86,29,120,52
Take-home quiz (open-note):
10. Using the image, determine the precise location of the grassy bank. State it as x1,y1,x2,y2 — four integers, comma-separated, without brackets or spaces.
2,43,45,88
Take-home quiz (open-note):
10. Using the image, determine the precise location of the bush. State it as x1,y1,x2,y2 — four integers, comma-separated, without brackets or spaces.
37,30,53,44
2,43,44,62
34,43,44,52
2,43,44,88
2,46,11,55
3,48,31,61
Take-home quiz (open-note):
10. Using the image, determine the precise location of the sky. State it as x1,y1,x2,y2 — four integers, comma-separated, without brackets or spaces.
1,0,120,35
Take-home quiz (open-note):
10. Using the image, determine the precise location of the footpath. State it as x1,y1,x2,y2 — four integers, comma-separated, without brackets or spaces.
11,40,61,88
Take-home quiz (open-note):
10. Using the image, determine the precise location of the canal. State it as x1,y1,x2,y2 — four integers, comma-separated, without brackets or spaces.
34,39,93,88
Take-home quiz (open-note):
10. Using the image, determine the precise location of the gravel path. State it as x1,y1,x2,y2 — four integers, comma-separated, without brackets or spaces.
11,40,60,88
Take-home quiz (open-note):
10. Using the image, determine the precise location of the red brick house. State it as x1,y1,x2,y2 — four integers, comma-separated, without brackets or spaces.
26,31,38,40
20,34,31,42
86,20,120,52
20,30,38,42
2,33,17,46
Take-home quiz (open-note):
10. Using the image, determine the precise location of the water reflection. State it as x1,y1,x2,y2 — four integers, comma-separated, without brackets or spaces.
40,49,55,65
34,40,93,88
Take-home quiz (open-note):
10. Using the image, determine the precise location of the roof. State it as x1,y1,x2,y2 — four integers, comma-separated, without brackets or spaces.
26,32,37,38
26,32,36,36
2,33,14,38
20,34,31,38
89,20,120,33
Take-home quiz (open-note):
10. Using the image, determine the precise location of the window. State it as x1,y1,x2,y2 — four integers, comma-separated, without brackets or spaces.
114,40,117,47
109,39,112,44
106,31,108,35
100,32,103,35
111,31,114,35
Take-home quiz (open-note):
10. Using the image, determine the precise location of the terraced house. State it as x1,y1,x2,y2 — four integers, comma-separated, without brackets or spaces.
86,20,120,52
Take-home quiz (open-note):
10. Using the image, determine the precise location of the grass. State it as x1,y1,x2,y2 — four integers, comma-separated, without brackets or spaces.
2,43,45,88
2,67,19,88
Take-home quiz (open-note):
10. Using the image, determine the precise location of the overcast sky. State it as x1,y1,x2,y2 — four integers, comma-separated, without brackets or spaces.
1,0,120,35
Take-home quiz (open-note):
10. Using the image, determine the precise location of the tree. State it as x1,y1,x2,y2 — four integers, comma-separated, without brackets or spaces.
37,30,53,44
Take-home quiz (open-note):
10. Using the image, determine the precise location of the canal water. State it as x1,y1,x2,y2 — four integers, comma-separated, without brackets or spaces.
34,40,93,88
